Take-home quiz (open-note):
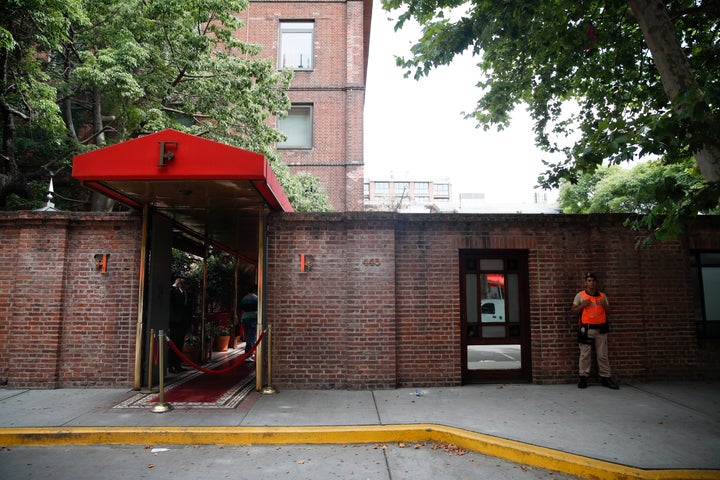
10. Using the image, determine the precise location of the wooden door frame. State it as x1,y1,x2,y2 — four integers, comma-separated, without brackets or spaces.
459,249,532,383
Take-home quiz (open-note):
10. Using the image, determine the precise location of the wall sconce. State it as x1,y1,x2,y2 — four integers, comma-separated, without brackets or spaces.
94,253,109,273
300,254,314,273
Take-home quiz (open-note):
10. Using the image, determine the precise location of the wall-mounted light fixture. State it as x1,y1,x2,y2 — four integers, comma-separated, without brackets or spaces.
300,254,314,273
94,253,109,273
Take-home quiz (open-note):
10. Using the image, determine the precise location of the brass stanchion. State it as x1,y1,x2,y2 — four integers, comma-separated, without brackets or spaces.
140,329,155,394
150,330,173,413
133,205,149,390
261,325,278,395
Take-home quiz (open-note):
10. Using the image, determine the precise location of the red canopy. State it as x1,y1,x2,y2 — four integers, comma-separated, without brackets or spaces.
73,129,293,260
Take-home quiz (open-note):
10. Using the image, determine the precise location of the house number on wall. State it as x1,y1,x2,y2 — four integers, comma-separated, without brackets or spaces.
363,258,381,266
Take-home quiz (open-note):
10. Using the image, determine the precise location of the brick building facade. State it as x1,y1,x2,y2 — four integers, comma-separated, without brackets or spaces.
238,0,370,211
0,213,142,387
2,211,718,389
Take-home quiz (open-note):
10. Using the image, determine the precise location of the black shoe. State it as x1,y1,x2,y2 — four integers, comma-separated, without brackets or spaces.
601,377,619,390
168,366,180,374
578,376,588,389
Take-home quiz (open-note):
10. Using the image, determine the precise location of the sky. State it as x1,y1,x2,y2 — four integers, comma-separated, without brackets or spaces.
363,2,560,205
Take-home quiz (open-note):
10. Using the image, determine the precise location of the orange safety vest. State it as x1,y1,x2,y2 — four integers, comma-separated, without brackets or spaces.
579,290,607,325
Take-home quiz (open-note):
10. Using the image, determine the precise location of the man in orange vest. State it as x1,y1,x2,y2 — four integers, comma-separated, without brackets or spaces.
571,272,619,389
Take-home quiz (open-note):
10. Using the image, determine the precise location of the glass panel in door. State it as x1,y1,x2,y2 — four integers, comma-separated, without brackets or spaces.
460,251,530,382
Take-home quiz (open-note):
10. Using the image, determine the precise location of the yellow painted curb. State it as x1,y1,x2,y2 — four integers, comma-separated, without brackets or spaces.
0,424,717,480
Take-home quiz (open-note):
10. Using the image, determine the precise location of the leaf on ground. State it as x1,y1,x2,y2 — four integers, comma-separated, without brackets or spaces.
431,443,468,456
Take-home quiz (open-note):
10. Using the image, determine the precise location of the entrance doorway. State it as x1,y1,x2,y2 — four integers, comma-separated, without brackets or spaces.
460,250,531,383
72,129,292,393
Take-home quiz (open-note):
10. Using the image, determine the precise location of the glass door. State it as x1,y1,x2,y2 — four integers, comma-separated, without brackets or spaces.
460,250,531,382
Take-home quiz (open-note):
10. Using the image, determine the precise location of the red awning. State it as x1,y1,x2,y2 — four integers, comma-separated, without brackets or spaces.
72,129,293,260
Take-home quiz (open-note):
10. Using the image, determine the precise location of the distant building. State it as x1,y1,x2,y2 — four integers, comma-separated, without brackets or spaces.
364,178,452,211
456,191,560,214
364,178,560,214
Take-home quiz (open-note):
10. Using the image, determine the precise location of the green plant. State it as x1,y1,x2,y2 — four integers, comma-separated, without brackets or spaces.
173,248,256,314
183,333,201,348
212,325,231,337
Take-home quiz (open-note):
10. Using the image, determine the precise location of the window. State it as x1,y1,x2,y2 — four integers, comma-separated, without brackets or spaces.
364,183,370,199
434,183,450,198
691,252,720,338
413,182,429,195
374,182,389,197
413,182,429,201
277,105,313,149
279,21,314,70
394,182,409,197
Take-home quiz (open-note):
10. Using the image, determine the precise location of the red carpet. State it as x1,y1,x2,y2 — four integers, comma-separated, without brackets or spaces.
114,350,256,409
162,363,254,403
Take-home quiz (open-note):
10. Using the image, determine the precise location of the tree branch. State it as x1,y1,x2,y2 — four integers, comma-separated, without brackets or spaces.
3,103,30,121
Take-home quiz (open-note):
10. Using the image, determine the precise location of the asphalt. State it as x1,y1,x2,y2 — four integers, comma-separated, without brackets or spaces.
0,381,719,480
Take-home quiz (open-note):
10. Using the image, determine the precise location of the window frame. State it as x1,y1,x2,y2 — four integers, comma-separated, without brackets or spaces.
413,182,429,196
277,104,313,149
374,182,390,197
690,250,720,339
278,20,315,71
394,182,410,196
434,183,450,198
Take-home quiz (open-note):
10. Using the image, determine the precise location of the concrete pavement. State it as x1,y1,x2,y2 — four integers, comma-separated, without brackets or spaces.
0,381,719,480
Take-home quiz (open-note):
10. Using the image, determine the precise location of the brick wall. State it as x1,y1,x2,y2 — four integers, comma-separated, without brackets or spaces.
0,212,142,388
266,212,720,389
266,214,398,388
240,1,367,211
2,211,718,389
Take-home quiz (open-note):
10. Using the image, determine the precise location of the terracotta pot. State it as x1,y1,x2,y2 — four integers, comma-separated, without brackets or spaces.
182,346,201,364
214,335,230,352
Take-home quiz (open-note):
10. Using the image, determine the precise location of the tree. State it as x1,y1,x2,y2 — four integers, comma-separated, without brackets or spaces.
383,0,719,235
172,249,254,314
0,0,85,207
558,161,719,243
0,0,331,212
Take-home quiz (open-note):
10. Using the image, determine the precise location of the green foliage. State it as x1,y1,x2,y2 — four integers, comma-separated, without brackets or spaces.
171,249,198,283
1,0,330,212
59,0,290,153
558,161,720,245
183,333,202,347
383,0,720,237
0,0,86,197
212,325,232,337
557,167,614,214
275,169,333,212
173,248,255,315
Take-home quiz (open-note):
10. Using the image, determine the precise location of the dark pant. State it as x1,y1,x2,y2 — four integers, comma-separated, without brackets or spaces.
168,324,186,368
242,318,257,354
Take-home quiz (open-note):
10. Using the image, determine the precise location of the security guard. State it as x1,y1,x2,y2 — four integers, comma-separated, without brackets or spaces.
571,273,619,389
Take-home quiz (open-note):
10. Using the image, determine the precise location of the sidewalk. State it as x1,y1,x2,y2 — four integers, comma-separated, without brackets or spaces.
1,381,719,479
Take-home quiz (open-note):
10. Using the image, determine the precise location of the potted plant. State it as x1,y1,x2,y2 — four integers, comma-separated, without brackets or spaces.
229,315,243,348
182,333,202,364
213,325,231,352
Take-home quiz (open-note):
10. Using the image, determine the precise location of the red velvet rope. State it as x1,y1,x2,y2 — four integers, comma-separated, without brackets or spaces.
166,329,266,375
